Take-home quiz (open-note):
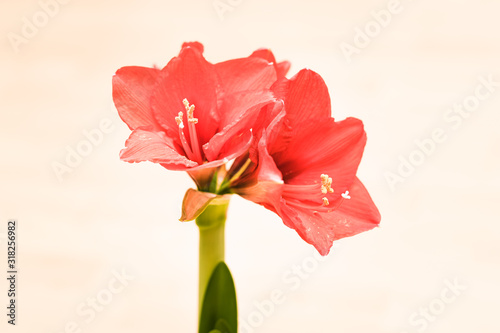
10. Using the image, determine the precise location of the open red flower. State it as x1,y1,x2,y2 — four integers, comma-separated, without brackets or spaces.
229,69,381,255
113,42,288,189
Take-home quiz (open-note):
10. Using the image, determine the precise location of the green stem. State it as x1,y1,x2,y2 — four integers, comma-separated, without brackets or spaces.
196,200,230,315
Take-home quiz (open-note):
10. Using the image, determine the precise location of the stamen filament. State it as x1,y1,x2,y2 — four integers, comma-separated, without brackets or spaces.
188,121,203,164
287,196,345,212
287,198,329,211
228,158,252,184
178,125,195,160
183,99,203,164
174,99,204,163
283,183,321,196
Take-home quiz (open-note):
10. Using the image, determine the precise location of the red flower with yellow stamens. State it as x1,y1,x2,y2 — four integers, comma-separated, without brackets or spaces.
112,42,288,189
113,43,381,331
229,69,381,255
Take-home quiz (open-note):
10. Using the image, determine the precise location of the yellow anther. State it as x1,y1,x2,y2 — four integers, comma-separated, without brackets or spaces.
175,111,184,127
187,105,195,118
322,197,330,206
182,99,197,122
320,174,334,194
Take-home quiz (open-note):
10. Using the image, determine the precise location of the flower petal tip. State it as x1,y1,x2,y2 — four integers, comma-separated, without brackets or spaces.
181,41,204,53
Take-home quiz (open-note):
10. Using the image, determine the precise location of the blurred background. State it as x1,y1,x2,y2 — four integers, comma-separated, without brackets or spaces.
1,0,499,332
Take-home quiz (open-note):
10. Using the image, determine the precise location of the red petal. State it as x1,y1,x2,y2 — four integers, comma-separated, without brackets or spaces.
212,129,253,164
247,103,286,163
203,90,275,161
215,57,277,94
112,66,160,130
269,69,332,154
250,48,277,63
181,41,204,53
181,130,254,173
151,46,219,147
276,118,366,193
278,178,379,255
272,69,331,125
276,61,291,77
250,48,290,77
323,177,381,241
236,134,283,211
120,129,197,169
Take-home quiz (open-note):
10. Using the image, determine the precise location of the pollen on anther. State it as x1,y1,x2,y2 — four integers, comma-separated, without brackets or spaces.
322,197,330,206
320,174,334,194
187,105,195,118
175,111,184,127
182,99,198,123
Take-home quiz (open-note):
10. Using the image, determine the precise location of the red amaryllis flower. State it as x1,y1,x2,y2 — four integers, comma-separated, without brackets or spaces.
112,42,289,189
229,69,381,255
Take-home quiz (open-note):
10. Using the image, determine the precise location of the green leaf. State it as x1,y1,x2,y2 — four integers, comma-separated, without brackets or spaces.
214,319,232,333
199,262,237,333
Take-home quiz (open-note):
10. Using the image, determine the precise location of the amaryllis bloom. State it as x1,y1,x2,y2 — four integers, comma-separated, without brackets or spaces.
112,42,289,189
227,69,381,255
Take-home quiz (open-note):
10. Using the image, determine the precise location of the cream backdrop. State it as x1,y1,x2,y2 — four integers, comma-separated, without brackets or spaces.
1,0,499,332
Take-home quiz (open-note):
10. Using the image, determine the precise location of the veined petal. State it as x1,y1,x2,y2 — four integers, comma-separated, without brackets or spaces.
213,129,253,165
250,48,291,77
271,69,331,129
203,90,275,161
321,177,381,241
237,180,282,214
120,129,198,169
278,201,334,256
276,117,366,193
112,66,160,130
248,104,286,163
275,61,291,77
151,45,219,146
178,130,253,173
215,57,277,94
268,69,332,155
234,132,283,211
279,178,379,255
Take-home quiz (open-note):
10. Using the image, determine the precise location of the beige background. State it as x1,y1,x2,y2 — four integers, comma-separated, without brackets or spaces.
1,0,499,332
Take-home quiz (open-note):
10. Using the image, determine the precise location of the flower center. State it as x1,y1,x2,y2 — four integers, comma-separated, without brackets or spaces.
282,173,336,208
282,173,348,212
175,98,203,164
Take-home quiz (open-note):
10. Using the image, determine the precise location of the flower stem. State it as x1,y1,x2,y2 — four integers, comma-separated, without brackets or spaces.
196,200,230,315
